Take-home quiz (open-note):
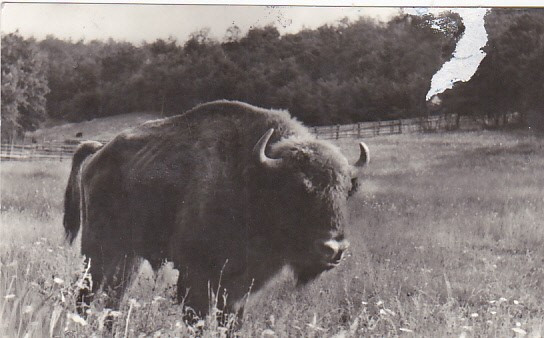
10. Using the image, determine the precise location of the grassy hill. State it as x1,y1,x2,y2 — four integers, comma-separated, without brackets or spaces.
26,112,161,143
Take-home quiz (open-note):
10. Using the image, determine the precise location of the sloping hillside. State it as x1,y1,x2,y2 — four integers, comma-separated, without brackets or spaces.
26,112,161,142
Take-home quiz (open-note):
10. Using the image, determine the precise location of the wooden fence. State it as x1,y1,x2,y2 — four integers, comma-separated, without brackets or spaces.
1,143,78,162
0,113,520,161
0,140,109,162
312,113,520,140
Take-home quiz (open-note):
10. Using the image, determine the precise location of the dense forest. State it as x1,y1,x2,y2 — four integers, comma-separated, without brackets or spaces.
2,8,543,140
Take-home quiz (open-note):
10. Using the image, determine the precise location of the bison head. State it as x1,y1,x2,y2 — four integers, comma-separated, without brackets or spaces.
252,129,368,285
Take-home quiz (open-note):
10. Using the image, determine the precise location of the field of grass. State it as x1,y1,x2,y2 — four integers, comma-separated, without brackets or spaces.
1,130,543,337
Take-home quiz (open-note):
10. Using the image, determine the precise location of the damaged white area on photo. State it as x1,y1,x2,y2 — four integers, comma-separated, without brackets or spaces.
402,7,490,100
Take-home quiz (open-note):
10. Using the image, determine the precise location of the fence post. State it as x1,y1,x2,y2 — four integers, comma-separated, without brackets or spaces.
10,136,15,159
336,125,340,140
314,127,318,139
357,123,361,138
398,120,402,134
31,143,36,161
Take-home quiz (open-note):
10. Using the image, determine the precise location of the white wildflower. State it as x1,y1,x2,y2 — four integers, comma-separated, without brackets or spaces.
109,311,122,318
153,296,165,302
262,329,276,336
332,330,348,338
53,277,64,285
385,309,396,316
511,328,527,335
399,327,413,332
67,313,87,326
269,314,275,326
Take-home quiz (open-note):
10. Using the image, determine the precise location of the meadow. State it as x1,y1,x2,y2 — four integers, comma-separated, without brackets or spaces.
1,130,543,337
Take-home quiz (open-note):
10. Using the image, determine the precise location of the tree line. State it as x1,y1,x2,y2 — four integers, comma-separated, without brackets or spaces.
2,9,543,140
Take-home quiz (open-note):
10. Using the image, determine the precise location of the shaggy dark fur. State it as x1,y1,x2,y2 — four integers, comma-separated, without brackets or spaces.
63,100,366,319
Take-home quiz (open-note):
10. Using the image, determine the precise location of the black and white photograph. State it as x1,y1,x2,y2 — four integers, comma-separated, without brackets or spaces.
1,1,543,336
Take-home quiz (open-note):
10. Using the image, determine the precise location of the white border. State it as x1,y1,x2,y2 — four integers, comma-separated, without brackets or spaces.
1,0,543,7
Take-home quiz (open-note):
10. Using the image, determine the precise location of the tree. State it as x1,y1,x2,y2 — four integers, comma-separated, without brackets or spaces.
1,32,49,140
224,25,242,43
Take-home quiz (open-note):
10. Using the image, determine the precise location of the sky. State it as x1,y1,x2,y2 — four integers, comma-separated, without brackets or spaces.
0,4,399,44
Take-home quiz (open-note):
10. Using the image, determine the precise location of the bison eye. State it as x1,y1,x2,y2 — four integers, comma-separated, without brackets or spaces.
348,177,359,197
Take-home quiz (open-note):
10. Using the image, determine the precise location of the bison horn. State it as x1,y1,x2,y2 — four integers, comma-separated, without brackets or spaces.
254,128,283,169
355,142,369,167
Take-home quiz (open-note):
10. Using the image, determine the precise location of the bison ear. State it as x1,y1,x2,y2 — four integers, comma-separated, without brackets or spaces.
354,142,369,167
253,128,284,169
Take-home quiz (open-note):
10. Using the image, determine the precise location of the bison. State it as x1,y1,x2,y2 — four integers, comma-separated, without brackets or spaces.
63,100,368,321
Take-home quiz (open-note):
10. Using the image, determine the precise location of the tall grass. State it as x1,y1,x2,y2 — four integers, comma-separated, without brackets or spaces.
1,130,544,337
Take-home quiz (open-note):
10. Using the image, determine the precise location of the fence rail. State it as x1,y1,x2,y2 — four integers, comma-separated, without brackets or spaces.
312,113,519,140
1,113,521,161
0,143,78,161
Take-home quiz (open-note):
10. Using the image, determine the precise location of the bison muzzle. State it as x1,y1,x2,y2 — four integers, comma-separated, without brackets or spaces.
63,100,368,323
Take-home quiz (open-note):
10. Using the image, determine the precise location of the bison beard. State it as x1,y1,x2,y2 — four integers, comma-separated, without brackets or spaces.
63,100,368,325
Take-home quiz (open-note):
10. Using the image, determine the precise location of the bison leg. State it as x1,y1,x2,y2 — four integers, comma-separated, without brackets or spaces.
76,256,99,317
175,265,245,329
100,254,139,310
176,274,208,324
76,252,138,317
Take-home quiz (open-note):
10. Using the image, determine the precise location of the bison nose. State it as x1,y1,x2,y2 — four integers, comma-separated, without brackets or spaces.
316,239,350,263
332,247,344,262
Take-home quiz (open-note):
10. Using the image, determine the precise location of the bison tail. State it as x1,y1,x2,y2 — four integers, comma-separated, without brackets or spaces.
63,141,103,244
